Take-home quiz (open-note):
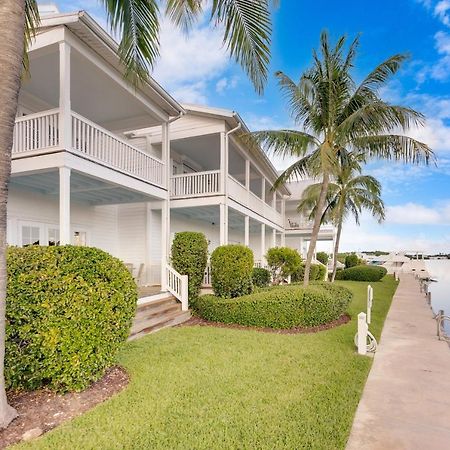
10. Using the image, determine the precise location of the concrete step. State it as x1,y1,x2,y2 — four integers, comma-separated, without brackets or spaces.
134,301,180,323
136,295,177,312
128,310,191,341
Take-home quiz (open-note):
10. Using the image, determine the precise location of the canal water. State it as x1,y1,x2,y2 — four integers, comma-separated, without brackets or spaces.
425,260,450,332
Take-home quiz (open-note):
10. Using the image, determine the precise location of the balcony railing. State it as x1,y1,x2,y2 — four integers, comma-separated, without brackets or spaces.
170,170,221,198
12,109,164,187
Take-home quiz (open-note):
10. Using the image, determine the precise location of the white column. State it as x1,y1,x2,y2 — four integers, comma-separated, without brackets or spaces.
219,203,228,246
220,132,228,194
59,167,71,245
299,237,305,258
281,232,286,247
244,215,250,247
272,191,277,208
59,42,71,149
145,204,153,286
245,160,250,191
260,223,266,262
160,200,168,291
261,178,266,202
272,229,277,248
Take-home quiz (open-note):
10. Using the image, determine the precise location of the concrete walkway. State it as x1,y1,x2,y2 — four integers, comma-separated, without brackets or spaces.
347,274,450,450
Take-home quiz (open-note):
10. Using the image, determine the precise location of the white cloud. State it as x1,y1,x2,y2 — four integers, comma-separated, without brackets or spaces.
387,202,442,224
215,76,239,94
170,82,208,104
434,0,450,26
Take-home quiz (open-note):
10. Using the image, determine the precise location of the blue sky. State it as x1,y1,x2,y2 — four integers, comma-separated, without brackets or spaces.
51,0,450,253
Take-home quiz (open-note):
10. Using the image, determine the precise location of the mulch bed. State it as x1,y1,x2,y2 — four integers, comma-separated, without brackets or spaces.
0,366,129,449
180,314,351,334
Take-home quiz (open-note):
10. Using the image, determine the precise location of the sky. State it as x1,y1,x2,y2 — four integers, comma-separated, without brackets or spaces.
50,0,450,253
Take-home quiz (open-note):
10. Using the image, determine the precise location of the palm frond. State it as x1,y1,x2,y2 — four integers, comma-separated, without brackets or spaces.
165,0,203,33
23,0,40,72
211,0,272,94
101,0,160,85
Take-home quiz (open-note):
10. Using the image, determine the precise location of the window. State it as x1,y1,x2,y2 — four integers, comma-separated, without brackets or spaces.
21,225,40,247
48,228,60,246
73,231,87,246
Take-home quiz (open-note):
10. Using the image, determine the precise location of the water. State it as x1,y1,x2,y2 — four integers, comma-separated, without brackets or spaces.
425,260,450,332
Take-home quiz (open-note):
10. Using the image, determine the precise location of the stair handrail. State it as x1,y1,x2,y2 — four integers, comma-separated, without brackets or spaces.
166,264,188,312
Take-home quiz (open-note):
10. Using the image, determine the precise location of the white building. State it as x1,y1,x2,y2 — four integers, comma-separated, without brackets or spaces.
10,9,335,312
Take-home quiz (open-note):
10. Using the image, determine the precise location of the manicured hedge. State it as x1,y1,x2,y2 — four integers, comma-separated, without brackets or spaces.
193,283,352,329
334,265,387,282
6,246,137,392
345,253,359,268
266,247,301,283
171,232,208,299
316,252,329,265
211,245,254,298
252,267,271,288
292,263,326,282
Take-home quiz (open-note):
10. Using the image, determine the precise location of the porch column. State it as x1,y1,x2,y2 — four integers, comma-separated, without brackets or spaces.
272,229,277,248
219,203,228,246
244,215,250,247
299,237,305,258
272,191,277,208
59,42,71,149
220,132,228,194
160,200,168,291
260,223,266,263
59,167,71,245
281,232,286,247
261,178,266,202
245,160,250,191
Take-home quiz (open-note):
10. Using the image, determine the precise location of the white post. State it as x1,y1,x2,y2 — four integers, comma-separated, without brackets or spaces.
260,223,266,263
272,191,277,209
181,275,189,311
367,285,373,324
59,42,71,149
272,228,277,248
281,232,286,247
245,159,250,191
219,203,228,245
59,167,71,245
244,215,250,247
160,200,168,291
261,178,266,202
358,312,368,355
220,131,227,194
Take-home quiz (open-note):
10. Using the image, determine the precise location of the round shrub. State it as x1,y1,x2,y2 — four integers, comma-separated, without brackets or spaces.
211,245,254,298
6,246,137,392
316,251,329,265
171,231,208,299
266,247,301,283
193,283,352,329
252,267,271,288
292,263,326,282
335,265,387,282
345,253,359,268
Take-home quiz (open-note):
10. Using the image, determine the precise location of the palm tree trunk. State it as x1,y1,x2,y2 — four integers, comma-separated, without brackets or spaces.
303,172,330,286
331,216,343,283
0,0,26,428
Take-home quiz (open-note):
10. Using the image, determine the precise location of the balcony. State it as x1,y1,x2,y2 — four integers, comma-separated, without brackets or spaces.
170,170,221,198
12,109,164,187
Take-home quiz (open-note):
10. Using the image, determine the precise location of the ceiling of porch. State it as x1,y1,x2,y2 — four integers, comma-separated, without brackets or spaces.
10,170,155,205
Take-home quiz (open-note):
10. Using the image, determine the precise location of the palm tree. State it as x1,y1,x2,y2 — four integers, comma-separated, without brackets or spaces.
297,151,385,282
252,31,433,287
0,0,274,428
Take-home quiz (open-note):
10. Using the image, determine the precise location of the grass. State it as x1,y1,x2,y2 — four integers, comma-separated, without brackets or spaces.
16,277,397,450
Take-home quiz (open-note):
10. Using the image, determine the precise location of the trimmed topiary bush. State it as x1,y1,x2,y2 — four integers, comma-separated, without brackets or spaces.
345,253,359,268
171,231,208,299
6,246,137,392
292,263,326,282
266,247,302,284
193,283,352,329
211,245,254,298
316,251,329,265
335,265,387,282
252,267,271,288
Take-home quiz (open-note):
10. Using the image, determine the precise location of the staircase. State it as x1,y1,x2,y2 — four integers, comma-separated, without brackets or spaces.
129,295,191,341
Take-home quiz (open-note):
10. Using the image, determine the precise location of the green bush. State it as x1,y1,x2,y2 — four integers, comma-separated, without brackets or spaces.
211,245,254,298
171,232,208,299
252,267,271,288
292,263,326,282
345,253,359,268
266,247,302,283
6,246,137,392
193,283,352,329
316,251,329,265
334,265,387,281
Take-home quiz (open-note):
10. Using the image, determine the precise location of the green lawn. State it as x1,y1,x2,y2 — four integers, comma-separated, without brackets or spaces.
17,277,397,450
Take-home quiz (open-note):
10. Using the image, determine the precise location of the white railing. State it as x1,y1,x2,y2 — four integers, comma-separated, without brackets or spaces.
203,265,212,286
12,109,60,154
71,112,164,186
171,170,221,198
166,264,188,311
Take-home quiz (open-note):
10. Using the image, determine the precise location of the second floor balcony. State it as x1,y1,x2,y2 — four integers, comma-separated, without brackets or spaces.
12,109,165,188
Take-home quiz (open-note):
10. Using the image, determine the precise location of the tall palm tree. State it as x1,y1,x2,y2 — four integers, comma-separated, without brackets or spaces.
0,0,274,428
297,151,385,282
253,31,433,287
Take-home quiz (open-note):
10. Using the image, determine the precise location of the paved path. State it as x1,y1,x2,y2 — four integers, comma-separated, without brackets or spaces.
347,274,450,450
